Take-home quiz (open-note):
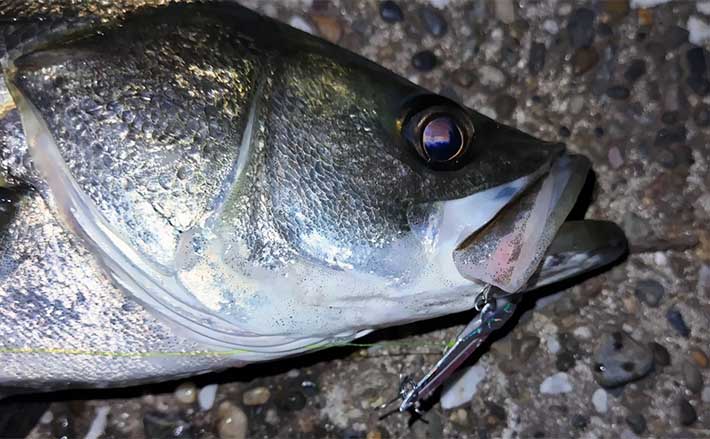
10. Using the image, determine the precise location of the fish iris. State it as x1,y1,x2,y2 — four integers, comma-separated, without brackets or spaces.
422,115,463,162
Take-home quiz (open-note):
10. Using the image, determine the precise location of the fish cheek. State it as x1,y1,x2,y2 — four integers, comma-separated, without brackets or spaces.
260,56,419,271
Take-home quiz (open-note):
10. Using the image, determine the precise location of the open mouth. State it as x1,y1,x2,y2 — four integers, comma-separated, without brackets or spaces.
451,154,609,294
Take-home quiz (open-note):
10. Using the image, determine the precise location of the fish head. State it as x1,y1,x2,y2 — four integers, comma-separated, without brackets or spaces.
196,50,573,336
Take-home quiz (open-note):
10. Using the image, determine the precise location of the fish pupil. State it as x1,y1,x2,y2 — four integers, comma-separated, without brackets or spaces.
421,115,463,162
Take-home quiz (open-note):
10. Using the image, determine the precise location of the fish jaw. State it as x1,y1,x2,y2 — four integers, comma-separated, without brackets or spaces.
452,154,598,293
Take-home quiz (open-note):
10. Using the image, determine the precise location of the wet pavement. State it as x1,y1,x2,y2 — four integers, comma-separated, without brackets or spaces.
6,0,710,437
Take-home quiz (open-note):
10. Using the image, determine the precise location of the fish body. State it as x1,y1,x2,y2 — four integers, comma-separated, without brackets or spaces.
0,2,625,391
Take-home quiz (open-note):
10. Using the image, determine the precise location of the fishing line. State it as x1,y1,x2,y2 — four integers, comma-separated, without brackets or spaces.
0,339,459,358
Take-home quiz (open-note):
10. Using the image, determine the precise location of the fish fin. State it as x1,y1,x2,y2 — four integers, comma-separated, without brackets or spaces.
525,220,627,290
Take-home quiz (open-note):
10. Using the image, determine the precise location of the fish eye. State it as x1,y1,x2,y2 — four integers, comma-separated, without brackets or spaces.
421,115,464,162
402,101,474,168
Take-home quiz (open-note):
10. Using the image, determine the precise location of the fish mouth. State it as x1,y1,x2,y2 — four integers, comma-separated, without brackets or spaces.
446,153,624,294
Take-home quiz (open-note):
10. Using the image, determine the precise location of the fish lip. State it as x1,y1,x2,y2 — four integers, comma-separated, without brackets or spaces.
452,151,584,249
450,153,592,293
406,151,564,285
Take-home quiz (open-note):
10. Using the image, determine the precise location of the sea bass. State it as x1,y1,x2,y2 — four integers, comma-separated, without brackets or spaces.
0,1,626,398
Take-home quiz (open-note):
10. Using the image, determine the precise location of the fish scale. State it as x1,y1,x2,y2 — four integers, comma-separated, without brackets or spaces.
14,18,259,265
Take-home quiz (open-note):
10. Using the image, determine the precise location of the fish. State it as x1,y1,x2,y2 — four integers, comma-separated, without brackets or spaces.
0,1,626,401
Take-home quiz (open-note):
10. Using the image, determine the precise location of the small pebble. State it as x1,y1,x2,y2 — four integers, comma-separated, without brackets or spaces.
540,372,573,394
606,85,631,100
198,384,218,411
85,406,110,439
301,380,319,397
449,408,468,426
529,42,546,75
296,411,316,434
682,361,704,394
494,94,517,119
418,6,447,37
343,428,366,439
571,414,588,430
277,391,307,411
572,47,600,75
624,59,646,82
516,335,541,362
688,75,710,95
558,126,571,138
543,19,559,34
312,15,342,43
638,8,652,26
678,398,697,426
560,333,580,353
242,387,271,406
650,342,671,367
556,351,576,371
608,147,624,168
174,382,197,405
598,22,614,38
687,47,707,77
478,65,506,89
594,126,605,137
702,386,710,403
441,365,486,409
623,211,651,245
625,413,646,435
654,125,687,146
665,26,689,50
494,0,516,24
666,307,691,337
603,0,630,22
661,111,679,125
143,412,192,439
289,16,314,34
51,410,75,439
592,389,608,413
567,8,596,49
40,410,53,425
690,349,709,368
693,104,710,126
546,334,561,354
689,15,710,46
634,279,664,307
654,147,678,169
592,331,654,388
453,69,474,87
574,327,592,340
379,1,403,23
265,409,279,426
217,402,248,439
623,296,639,315
484,402,507,429
412,50,437,71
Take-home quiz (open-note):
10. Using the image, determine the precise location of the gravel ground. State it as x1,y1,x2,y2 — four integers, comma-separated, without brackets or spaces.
3,0,710,438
